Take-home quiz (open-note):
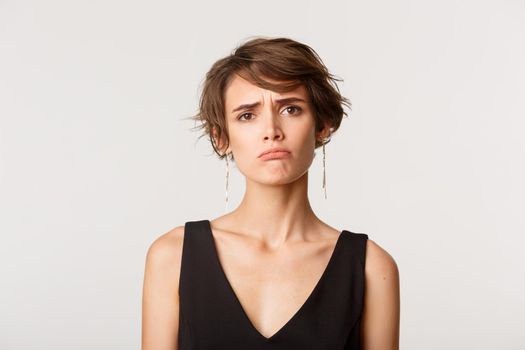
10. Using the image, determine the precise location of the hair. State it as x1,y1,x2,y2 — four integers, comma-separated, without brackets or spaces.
188,36,352,161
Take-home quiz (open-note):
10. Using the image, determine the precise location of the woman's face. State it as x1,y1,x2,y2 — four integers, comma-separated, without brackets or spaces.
220,74,326,185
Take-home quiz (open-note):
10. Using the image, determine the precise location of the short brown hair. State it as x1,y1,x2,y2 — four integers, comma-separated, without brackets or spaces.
189,36,351,160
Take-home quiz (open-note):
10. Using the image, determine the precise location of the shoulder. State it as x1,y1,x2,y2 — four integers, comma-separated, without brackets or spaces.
364,238,399,278
142,225,185,349
360,238,400,349
144,225,185,277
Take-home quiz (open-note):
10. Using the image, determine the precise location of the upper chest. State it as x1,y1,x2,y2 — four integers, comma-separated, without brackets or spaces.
209,227,342,339
178,220,367,348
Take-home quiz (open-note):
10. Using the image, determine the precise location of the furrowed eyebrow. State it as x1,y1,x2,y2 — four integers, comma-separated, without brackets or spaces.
231,97,307,113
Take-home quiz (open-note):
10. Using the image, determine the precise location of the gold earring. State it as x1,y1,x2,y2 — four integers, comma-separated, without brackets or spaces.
322,142,327,199
225,152,230,211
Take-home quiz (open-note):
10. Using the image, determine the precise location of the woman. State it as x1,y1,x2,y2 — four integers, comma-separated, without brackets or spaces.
142,36,400,350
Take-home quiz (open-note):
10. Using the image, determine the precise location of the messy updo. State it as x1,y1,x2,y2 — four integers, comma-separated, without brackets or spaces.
189,36,351,160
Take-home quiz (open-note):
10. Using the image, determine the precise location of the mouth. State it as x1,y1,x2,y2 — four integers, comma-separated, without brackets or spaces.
259,150,291,161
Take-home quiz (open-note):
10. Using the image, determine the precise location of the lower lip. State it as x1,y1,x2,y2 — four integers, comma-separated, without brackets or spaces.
260,151,291,160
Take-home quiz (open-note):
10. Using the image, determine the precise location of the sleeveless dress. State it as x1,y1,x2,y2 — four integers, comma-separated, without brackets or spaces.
178,219,369,349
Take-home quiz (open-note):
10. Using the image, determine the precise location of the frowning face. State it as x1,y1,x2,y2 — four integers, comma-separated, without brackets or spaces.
221,74,325,185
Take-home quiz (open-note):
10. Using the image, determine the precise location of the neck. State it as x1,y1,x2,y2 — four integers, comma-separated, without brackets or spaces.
226,171,321,248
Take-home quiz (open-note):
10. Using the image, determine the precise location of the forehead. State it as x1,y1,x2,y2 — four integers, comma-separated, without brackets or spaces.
224,75,308,106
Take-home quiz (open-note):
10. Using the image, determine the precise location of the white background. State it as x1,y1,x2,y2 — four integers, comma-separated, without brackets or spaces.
1,0,524,349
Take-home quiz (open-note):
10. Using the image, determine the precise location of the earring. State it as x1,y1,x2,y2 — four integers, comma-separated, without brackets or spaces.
322,142,327,199
225,152,230,211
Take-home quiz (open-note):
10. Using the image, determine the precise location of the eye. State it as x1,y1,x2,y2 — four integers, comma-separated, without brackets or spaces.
282,105,302,115
237,112,254,121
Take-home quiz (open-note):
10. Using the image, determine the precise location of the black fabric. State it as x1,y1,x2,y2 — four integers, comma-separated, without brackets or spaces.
178,219,369,349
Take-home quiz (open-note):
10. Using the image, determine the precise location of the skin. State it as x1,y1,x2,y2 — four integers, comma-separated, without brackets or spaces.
142,74,400,349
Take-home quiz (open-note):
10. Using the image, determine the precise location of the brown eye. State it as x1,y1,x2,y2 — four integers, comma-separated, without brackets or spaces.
238,112,254,121
283,106,302,115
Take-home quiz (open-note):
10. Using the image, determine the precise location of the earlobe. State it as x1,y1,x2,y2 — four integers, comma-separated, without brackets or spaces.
212,127,223,149
317,123,332,142
212,128,230,155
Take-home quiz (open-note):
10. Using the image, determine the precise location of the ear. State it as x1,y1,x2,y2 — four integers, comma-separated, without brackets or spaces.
316,122,332,142
212,127,229,154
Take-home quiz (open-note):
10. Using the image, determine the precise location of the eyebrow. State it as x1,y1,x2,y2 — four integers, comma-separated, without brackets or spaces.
231,97,307,114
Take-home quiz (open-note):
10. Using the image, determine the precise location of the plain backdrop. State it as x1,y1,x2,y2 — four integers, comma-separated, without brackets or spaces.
1,0,524,349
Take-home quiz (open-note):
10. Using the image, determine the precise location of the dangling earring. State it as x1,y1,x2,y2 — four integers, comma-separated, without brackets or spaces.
225,152,230,211
322,142,327,199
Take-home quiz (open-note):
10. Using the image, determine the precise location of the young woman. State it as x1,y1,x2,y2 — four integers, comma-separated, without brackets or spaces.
142,37,400,350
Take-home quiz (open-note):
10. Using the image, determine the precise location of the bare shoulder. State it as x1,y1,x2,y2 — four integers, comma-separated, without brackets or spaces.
364,238,399,277
145,225,185,267
142,225,186,350
361,238,400,350
143,223,186,299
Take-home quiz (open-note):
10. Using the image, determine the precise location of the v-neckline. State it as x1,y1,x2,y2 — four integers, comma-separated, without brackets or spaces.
204,220,345,342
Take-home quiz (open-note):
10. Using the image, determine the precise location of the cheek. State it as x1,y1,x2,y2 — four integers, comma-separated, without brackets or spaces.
292,122,316,148
228,128,259,162
228,127,251,149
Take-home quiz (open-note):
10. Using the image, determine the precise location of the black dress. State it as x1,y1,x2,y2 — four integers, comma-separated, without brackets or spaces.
178,219,369,349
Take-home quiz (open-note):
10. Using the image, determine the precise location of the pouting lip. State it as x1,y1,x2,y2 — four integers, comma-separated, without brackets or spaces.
258,147,291,158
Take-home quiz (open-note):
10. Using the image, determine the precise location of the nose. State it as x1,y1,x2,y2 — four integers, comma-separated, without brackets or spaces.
263,111,284,142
